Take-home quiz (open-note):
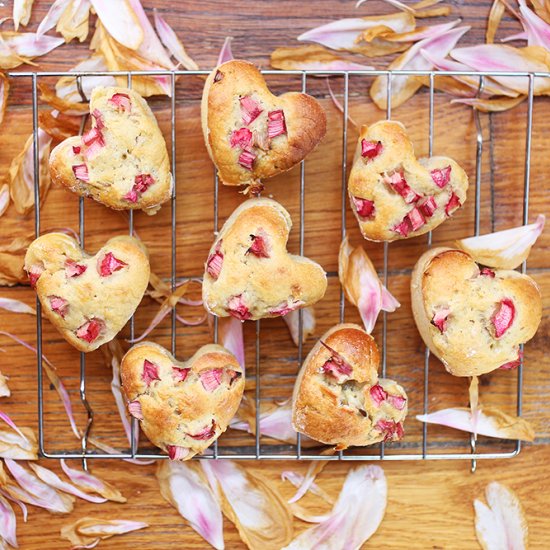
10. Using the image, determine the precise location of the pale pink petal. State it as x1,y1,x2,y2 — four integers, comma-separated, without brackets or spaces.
388,20,467,42
0,297,35,315
474,482,528,550
283,465,387,549
298,15,413,50
281,471,333,504
218,316,245,369
36,0,72,37
89,0,143,50
416,407,535,441
3,33,64,58
153,9,198,70
518,0,550,49
0,409,29,441
502,31,528,42
456,214,545,269
28,463,107,503
282,306,316,347
156,461,224,550
217,36,234,65
13,0,34,31
0,493,17,548
0,183,8,218
0,488,27,521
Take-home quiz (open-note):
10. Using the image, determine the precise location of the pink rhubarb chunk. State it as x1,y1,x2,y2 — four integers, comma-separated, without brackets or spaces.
76,318,104,343
499,349,523,370
352,196,375,219
370,384,388,407
200,369,224,392
172,367,190,383
432,307,451,333
248,234,269,258
128,400,143,420
240,96,263,125
230,127,253,148
206,243,224,279
361,139,383,160
108,93,131,111
387,394,406,410
267,109,287,138
492,299,515,338
480,267,495,278
419,196,437,218
65,259,87,277
268,299,303,316
384,172,421,204
167,445,189,460
227,295,251,321
49,295,69,318
238,148,256,170
72,164,89,182
431,165,452,188
99,252,127,277
445,192,461,215
142,359,161,386
376,419,404,441
407,207,426,231
82,127,105,147
320,341,353,382
28,265,44,288
72,145,81,154
188,422,216,440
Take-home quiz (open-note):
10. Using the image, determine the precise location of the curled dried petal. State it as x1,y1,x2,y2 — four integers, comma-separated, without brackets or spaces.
0,297,35,315
270,44,374,70
61,517,148,548
153,9,198,70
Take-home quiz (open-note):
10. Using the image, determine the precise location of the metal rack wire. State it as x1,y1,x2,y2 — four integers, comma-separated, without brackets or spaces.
14,68,545,467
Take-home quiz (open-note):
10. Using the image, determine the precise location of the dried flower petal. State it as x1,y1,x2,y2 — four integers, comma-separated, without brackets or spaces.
76,318,104,343
217,36,234,65
283,306,316,347
202,460,293,549
456,214,544,269
492,299,515,338
60,460,126,503
0,372,10,398
416,406,534,441
474,482,528,550
0,297,35,315
451,95,527,113
61,517,148,548
0,74,9,130
271,44,375,70
153,9,198,70
283,465,387,549
157,461,223,549
338,237,400,333
217,316,245,369
0,493,17,548
0,32,64,69
89,0,143,50
13,0,34,31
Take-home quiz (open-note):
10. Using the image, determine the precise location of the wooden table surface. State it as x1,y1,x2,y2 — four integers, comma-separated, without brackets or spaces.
0,0,549,548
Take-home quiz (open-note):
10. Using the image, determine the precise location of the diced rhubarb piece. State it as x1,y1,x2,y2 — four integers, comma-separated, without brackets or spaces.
206,243,224,279
65,259,87,278
109,93,131,111
492,299,515,338
230,127,253,148
407,207,426,231
384,172,421,204
352,196,375,219
98,252,127,277
361,139,383,160
27,265,44,288
431,165,452,188
238,148,256,170
392,218,412,238
72,145,81,155
82,127,105,147
188,421,216,440
214,70,223,82
480,267,495,278
227,370,241,385
431,307,451,333
253,128,270,150
128,400,143,420
92,108,104,129
142,359,161,386
167,445,189,460
172,367,190,383
387,394,407,410
376,419,404,442
134,174,155,193
72,164,89,182
227,294,251,321
419,196,437,218
445,192,461,216
499,349,523,370
240,96,263,125
319,341,353,382
76,318,104,343
124,189,138,203
48,295,69,318
267,109,287,138
370,384,387,407
248,234,269,258
268,299,304,316
200,368,224,391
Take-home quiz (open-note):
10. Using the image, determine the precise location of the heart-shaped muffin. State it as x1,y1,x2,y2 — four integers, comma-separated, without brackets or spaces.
50,86,172,215
411,247,542,377
203,198,327,320
201,60,327,187
292,324,408,448
348,121,469,242
24,233,150,352
120,341,244,460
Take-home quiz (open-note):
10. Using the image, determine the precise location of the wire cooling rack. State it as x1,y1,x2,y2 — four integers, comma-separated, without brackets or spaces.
11,68,546,469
